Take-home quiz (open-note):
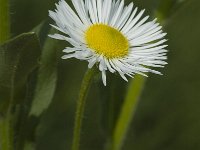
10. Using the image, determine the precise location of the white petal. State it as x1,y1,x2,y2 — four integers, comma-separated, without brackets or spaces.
102,70,107,86
119,72,128,82
72,0,92,26
122,9,145,34
110,0,124,26
88,0,97,24
126,16,149,38
91,0,99,23
99,56,107,71
121,7,138,33
88,57,97,68
48,34,67,40
104,0,112,24
97,0,103,23
105,59,115,73
62,54,76,59
115,2,133,29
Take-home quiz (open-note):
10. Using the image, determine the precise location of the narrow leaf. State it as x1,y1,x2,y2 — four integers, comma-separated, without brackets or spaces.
29,29,58,117
0,32,41,111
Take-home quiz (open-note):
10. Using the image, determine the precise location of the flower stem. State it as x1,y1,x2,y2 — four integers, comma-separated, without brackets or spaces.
71,67,97,150
0,0,10,43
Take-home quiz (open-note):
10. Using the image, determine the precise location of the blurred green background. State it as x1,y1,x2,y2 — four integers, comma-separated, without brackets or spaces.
1,0,200,150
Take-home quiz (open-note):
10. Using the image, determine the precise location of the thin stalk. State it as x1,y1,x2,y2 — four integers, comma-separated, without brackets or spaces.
0,120,11,150
0,72,14,150
0,0,10,43
111,75,146,150
71,67,97,150
0,0,12,149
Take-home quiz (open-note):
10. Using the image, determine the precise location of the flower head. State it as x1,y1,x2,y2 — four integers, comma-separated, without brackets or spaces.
49,0,168,86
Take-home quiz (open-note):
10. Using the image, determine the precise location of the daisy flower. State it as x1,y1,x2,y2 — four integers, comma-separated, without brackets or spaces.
49,0,168,86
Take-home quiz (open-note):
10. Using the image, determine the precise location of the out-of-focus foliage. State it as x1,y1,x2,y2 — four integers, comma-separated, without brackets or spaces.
10,0,58,36
29,28,58,117
124,0,200,150
0,0,200,150
0,33,41,112
0,33,41,150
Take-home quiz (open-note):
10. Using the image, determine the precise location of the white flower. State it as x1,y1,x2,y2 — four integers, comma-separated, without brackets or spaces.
49,0,168,86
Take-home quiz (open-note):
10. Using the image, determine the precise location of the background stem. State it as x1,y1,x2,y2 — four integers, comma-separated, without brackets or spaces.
0,0,10,43
71,67,97,150
0,121,12,150
111,75,146,150
0,55,15,150
0,0,12,149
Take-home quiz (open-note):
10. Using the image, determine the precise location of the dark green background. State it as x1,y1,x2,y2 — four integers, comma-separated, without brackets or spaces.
1,0,200,150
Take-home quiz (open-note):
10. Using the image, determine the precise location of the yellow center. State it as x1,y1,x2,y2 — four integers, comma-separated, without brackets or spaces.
85,24,129,59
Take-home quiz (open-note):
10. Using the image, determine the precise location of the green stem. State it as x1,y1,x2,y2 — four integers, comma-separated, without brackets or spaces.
0,68,15,150
0,0,12,149
71,67,97,150
0,0,10,43
0,87,14,150
111,75,146,150
0,120,11,150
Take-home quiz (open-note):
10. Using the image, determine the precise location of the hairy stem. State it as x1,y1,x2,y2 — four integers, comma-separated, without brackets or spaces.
71,67,97,150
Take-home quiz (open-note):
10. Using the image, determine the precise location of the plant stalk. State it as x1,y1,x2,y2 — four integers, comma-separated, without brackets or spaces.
0,0,10,43
71,67,97,150
111,75,146,150
0,0,12,150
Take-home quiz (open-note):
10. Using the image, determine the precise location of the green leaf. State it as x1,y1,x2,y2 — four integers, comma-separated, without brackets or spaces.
29,29,58,117
0,32,41,150
34,60,89,150
0,32,41,112
32,19,52,47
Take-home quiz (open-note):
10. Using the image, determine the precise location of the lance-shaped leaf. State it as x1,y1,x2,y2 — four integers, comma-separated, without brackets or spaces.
29,28,58,117
0,32,41,112
0,32,41,149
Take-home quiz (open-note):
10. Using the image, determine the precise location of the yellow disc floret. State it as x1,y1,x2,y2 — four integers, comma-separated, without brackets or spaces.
85,24,129,59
